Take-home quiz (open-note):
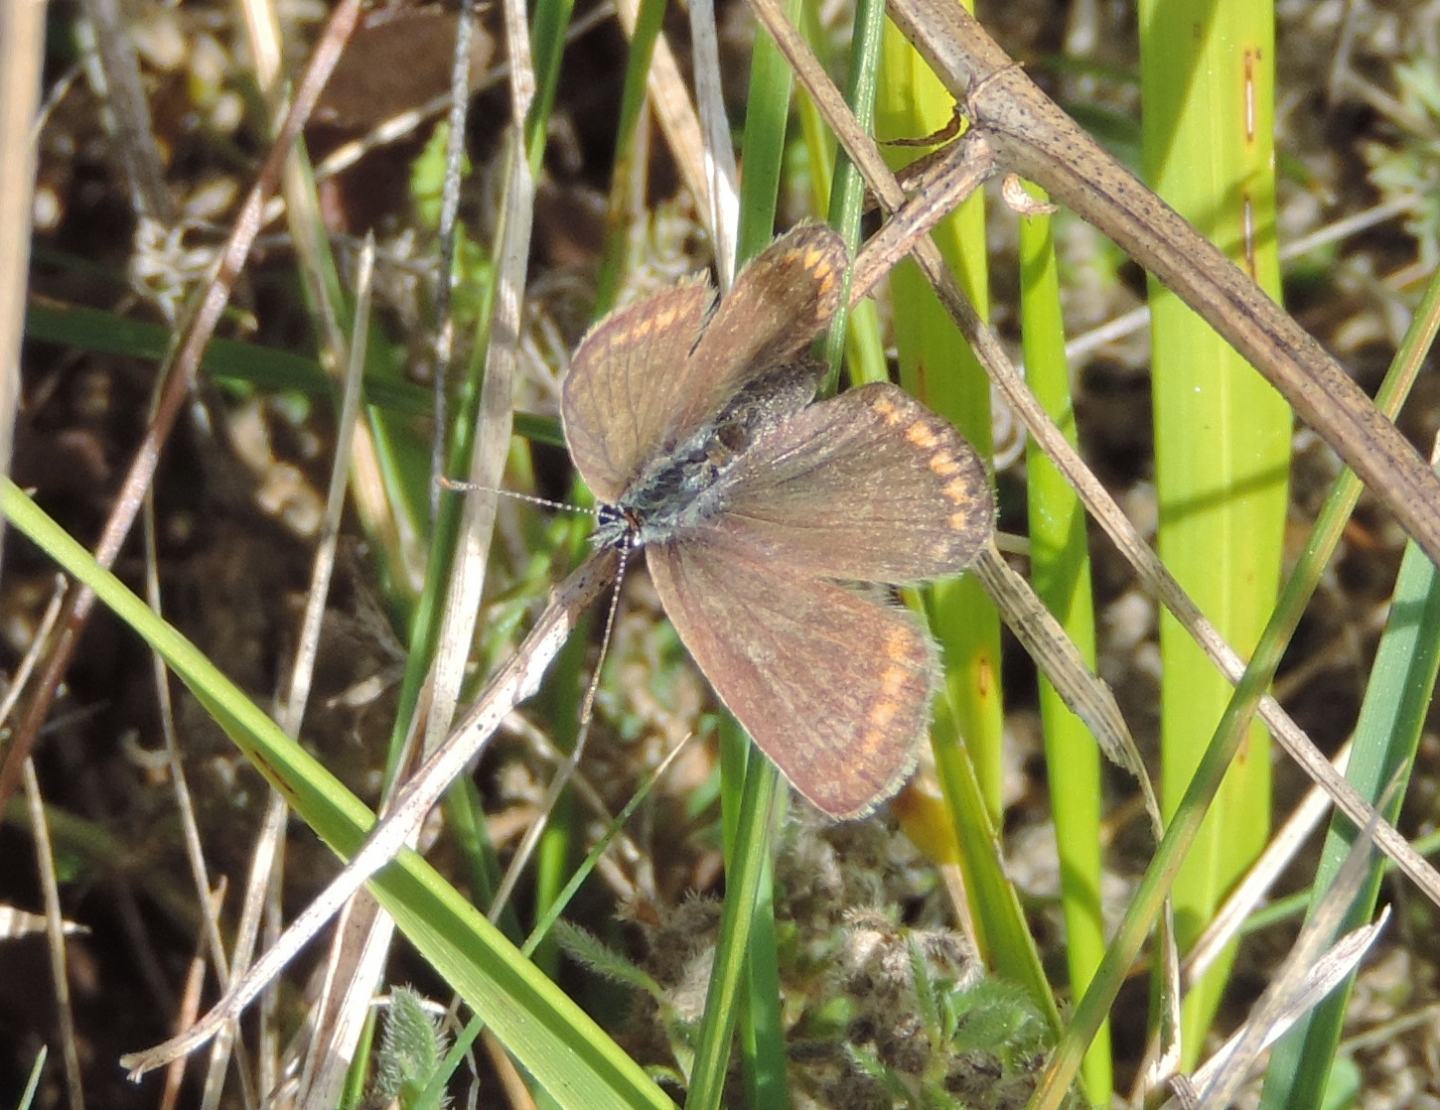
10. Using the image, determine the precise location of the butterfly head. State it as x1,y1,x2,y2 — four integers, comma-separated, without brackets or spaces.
592,502,640,551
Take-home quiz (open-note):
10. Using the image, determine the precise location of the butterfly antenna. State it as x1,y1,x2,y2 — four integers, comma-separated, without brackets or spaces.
487,536,634,921
437,474,596,517
580,536,631,725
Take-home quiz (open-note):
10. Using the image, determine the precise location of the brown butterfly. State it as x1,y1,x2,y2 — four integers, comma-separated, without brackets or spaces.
561,225,993,818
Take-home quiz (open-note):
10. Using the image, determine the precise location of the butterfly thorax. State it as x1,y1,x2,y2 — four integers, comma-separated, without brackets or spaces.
590,360,822,552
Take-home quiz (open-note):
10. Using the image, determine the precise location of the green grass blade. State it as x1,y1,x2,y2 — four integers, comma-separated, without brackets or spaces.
911,689,1062,1035
1258,272,1440,1104
18,1048,46,1110
1139,0,1289,1061
1259,471,1440,1105
734,0,798,262
533,623,591,978
793,0,887,390
735,799,787,1110
816,0,885,386
593,0,669,314
1017,184,1112,1104
685,761,780,1110
525,0,578,167
24,302,431,417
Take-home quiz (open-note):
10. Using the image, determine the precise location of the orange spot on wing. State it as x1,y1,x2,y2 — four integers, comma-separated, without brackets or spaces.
886,626,915,658
943,477,974,502
867,627,921,731
872,396,903,425
906,422,941,448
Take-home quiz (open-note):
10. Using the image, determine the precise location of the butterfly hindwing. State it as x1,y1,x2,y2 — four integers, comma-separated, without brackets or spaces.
698,382,993,584
646,533,937,818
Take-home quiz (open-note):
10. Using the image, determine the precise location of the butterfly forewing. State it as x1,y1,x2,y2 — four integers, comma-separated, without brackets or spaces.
676,225,847,441
561,282,712,502
703,383,993,583
647,535,937,818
